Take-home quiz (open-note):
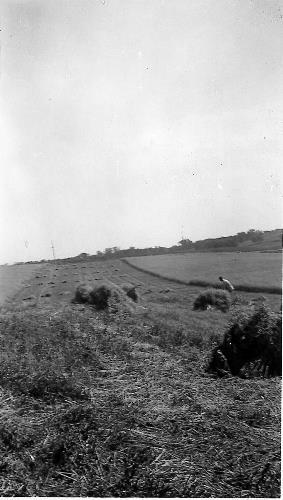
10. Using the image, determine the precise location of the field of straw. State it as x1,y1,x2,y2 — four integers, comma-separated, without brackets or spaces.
0,264,43,305
0,257,281,497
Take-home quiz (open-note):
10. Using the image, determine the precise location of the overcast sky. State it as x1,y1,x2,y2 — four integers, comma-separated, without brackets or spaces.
0,0,282,263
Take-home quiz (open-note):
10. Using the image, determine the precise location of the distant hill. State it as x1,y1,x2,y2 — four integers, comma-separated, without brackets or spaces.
178,229,282,253
16,228,282,266
237,229,282,251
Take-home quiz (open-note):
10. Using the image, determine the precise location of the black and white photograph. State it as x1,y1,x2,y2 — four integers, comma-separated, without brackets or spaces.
0,0,282,497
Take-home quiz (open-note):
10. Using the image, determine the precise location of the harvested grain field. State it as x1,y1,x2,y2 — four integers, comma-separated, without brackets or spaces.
0,257,280,497
0,263,44,305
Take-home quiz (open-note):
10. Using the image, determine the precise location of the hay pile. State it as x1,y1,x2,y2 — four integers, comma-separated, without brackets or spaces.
74,283,111,310
89,285,111,310
193,288,231,312
121,283,139,302
208,305,282,377
74,284,93,303
107,283,139,314
74,282,139,313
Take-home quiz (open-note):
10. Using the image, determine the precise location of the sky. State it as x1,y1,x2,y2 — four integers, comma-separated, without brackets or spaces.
0,0,282,263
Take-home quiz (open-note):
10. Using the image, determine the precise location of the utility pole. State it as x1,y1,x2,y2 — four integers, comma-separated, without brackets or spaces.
51,240,56,260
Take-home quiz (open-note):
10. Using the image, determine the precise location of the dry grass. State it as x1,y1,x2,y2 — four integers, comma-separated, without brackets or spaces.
89,284,111,310
0,305,280,497
193,289,231,312
73,281,139,314
0,259,280,497
208,305,282,377
106,282,140,314
22,295,36,301
121,283,139,302
74,284,93,303
0,264,45,306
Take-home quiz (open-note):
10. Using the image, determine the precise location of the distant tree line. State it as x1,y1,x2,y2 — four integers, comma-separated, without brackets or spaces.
192,229,264,250
64,229,264,262
16,229,267,265
97,229,265,257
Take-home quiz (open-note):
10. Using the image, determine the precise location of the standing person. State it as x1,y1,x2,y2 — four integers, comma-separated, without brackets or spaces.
219,276,234,292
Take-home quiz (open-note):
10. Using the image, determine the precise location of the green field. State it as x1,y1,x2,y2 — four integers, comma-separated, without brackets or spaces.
126,252,282,289
0,258,281,496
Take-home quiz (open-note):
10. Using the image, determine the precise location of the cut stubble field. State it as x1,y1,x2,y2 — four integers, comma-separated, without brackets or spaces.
0,256,281,497
0,263,44,305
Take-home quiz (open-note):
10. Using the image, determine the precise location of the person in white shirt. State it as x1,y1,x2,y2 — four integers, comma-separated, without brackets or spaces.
219,276,234,292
